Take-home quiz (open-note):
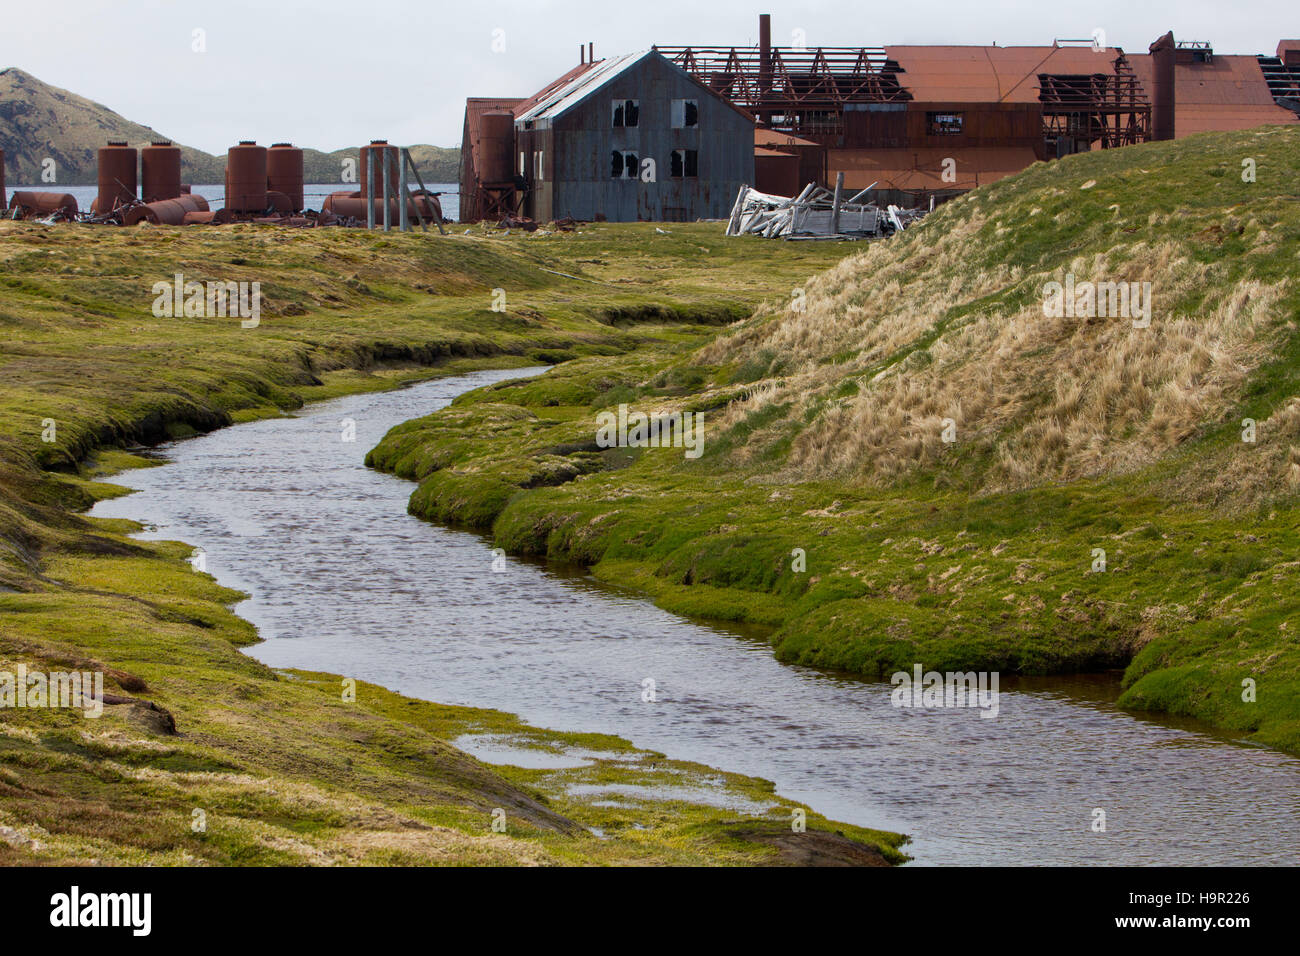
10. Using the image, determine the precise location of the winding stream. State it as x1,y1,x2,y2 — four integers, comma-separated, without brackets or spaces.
91,367,1300,865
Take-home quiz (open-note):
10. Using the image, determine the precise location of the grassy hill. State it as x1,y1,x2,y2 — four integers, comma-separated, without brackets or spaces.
0,68,459,187
365,126,1300,753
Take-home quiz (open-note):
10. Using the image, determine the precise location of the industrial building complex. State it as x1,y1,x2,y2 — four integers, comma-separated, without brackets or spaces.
460,15,1300,221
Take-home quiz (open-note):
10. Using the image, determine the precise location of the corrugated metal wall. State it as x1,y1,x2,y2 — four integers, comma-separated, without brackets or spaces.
525,55,753,222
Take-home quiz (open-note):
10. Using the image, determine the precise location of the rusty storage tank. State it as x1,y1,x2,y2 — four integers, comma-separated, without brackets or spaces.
226,141,268,212
321,192,439,222
8,191,79,219
267,143,304,212
478,112,515,184
123,193,209,226
141,141,182,202
93,141,138,214
359,140,400,199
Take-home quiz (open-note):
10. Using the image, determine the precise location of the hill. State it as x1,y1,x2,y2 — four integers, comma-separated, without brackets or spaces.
0,68,459,186
364,126,1300,753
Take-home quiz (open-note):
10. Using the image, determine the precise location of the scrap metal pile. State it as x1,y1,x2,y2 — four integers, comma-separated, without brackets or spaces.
725,182,925,240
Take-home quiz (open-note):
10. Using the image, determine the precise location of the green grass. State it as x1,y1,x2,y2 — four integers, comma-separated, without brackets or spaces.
365,128,1300,755
0,220,910,866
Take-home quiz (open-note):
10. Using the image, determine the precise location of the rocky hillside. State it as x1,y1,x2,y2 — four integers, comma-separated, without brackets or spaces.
0,68,459,186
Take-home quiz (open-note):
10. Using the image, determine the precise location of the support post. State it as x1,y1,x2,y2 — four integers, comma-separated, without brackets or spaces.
830,171,844,235
366,150,375,230
382,149,392,232
399,149,409,233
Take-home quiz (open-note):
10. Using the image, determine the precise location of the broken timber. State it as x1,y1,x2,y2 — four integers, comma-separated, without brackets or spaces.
725,181,926,240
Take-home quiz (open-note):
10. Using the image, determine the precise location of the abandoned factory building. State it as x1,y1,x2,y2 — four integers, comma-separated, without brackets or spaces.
461,50,754,223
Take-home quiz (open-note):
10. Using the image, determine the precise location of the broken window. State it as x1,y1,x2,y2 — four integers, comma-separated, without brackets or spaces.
611,151,639,179
670,149,699,178
519,151,526,176
671,99,699,128
612,99,640,128
927,112,964,135
534,150,544,181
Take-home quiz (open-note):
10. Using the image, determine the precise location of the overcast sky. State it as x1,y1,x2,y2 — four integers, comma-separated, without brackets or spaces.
5,1,1295,152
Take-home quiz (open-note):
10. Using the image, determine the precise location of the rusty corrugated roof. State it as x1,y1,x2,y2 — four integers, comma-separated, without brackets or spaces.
1127,52,1298,135
883,45,1123,103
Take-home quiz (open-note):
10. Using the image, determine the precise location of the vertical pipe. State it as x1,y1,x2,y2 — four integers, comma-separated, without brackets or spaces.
382,149,392,232
399,149,409,232
1149,32,1176,141
588,42,594,63
366,150,375,229
831,171,844,235
580,44,585,64
759,14,772,91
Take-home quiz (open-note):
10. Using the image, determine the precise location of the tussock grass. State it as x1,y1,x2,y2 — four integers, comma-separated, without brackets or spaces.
368,127,1300,754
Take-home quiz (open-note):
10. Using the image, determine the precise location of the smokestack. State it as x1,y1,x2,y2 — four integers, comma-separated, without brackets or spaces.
1149,31,1176,141
580,44,585,64
759,14,772,93
589,41,594,62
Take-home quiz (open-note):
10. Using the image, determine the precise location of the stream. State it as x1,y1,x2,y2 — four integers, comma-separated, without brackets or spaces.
90,366,1300,865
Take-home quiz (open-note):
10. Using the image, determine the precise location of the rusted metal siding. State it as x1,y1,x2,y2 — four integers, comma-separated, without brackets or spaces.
527,53,753,222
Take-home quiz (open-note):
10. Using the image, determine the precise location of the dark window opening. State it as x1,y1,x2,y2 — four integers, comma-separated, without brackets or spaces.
612,99,639,128
671,149,698,179
672,99,699,128
927,112,964,135
611,151,638,179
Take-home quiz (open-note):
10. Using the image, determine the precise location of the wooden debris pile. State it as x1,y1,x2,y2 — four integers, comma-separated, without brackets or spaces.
725,179,926,241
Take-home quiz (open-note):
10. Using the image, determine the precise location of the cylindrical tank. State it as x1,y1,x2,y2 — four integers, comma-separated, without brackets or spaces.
141,141,182,202
358,140,400,200
123,194,209,226
225,141,268,212
181,210,216,225
93,141,137,214
8,191,79,219
267,143,304,213
478,113,515,184
320,192,438,223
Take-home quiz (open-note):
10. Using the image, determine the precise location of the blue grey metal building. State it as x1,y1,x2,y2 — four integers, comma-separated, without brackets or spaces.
513,50,755,222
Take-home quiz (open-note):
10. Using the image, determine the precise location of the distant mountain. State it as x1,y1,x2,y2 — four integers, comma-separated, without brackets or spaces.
0,68,459,187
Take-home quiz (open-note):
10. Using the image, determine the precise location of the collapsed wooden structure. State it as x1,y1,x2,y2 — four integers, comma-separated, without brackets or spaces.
725,178,925,240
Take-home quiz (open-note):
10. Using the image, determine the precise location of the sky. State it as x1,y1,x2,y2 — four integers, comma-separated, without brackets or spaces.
4,0,1295,152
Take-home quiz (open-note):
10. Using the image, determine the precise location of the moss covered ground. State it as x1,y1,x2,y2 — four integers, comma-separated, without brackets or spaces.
0,220,908,865
367,128,1300,754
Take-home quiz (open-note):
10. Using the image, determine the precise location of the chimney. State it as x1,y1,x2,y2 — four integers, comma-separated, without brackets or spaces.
580,44,585,64
589,41,594,63
759,14,772,93
1149,31,1176,141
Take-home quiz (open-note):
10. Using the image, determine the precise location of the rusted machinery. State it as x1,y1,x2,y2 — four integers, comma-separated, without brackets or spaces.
8,191,79,220
141,141,182,202
225,141,268,213
92,142,137,214
320,190,441,222
123,194,209,226
267,143,304,213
